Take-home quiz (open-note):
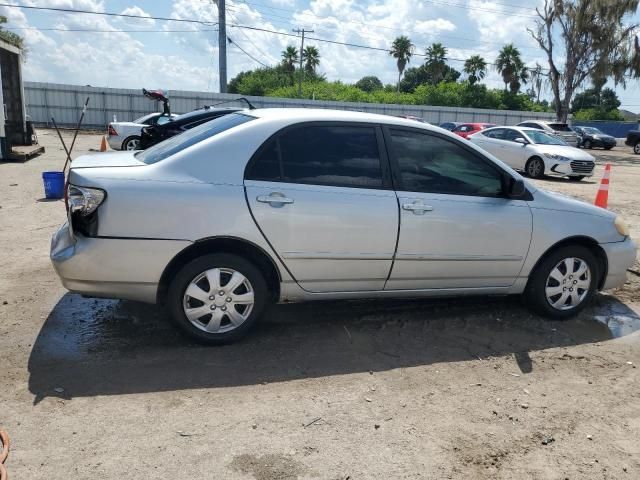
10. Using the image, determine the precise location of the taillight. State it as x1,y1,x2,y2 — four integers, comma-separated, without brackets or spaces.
67,185,106,216
108,124,118,136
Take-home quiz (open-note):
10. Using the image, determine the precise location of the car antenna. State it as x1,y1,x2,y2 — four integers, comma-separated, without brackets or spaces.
208,97,256,110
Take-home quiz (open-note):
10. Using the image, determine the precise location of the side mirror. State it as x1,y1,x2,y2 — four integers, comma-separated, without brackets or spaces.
508,178,526,198
514,137,527,145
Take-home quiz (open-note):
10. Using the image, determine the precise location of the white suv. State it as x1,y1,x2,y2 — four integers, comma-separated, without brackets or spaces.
517,120,578,146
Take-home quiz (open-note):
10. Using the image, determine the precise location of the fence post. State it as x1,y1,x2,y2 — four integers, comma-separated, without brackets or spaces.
43,87,50,127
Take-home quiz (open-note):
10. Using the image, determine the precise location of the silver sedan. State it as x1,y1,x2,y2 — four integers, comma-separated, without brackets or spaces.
51,109,637,344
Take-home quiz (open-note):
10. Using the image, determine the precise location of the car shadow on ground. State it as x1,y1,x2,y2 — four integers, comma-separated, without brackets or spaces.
28,292,640,403
538,175,598,185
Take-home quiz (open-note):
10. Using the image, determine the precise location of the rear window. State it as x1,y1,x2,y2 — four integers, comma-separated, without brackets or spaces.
136,113,254,164
548,123,572,132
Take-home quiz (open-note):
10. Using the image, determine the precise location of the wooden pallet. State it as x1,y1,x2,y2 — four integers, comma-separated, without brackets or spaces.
3,144,45,162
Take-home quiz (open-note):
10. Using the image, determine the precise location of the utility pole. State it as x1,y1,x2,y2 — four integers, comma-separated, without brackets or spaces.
292,27,313,97
218,0,227,93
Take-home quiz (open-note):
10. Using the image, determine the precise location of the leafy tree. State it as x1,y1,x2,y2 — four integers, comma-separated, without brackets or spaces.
302,45,320,74
573,108,624,121
463,55,487,85
399,64,460,92
0,16,26,57
281,45,299,85
425,42,448,84
571,87,621,113
495,44,528,94
355,75,383,92
390,35,414,92
529,0,639,121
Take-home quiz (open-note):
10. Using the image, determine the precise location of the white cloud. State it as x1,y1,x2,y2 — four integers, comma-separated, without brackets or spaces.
119,6,155,27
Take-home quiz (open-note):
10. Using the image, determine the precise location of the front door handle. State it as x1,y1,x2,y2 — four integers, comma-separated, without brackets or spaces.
402,202,433,215
257,192,294,207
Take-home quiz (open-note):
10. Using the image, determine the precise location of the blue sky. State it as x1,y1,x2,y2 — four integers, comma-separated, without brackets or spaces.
3,0,640,112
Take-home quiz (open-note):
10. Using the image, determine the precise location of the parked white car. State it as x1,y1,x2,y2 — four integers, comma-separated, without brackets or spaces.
107,113,176,151
470,126,596,180
51,109,635,344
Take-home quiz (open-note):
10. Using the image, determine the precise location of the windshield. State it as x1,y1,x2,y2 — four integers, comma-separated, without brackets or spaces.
136,113,255,164
525,130,567,145
582,127,603,135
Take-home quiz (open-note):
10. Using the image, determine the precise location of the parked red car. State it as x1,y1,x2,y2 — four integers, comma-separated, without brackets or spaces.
452,123,496,139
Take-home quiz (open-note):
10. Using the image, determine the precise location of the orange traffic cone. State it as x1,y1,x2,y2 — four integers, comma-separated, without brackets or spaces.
99,136,108,152
594,163,611,209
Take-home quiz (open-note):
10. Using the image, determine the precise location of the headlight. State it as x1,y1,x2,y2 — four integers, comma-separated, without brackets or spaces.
67,185,106,216
614,216,630,237
543,153,570,161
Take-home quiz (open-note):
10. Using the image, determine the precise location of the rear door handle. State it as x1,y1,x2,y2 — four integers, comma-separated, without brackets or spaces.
257,193,294,207
402,202,433,215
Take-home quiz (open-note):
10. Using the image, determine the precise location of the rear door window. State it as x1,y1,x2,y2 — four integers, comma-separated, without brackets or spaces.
247,124,384,189
483,128,506,139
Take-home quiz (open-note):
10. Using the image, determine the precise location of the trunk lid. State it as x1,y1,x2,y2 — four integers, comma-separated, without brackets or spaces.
71,151,146,169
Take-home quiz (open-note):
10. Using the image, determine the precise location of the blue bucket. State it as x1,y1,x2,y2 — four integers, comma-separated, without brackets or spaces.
42,171,65,199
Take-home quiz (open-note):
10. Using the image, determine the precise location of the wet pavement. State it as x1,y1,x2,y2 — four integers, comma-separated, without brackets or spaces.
28,292,640,402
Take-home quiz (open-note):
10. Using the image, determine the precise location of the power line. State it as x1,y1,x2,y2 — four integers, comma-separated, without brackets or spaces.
0,3,217,25
5,26,218,33
227,35,268,67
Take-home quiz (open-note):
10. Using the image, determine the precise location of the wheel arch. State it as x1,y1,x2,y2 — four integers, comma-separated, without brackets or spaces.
157,236,282,304
121,135,141,150
527,235,608,290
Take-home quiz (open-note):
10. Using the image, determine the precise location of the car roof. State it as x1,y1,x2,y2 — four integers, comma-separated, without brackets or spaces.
246,108,444,130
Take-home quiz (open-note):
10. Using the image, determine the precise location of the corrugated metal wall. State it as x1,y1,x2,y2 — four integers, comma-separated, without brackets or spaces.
24,81,557,129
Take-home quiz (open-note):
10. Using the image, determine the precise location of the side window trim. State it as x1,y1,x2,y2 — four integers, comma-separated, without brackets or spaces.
381,125,510,198
244,121,393,190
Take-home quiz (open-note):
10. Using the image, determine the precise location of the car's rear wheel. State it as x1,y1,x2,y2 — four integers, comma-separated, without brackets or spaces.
634,142,640,155
168,253,269,344
524,245,599,319
122,136,141,151
583,139,592,149
525,156,545,179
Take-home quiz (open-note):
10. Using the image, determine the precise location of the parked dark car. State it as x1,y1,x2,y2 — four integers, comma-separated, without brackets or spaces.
139,106,244,149
625,130,640,154
574,126,616,150
439,121,464,131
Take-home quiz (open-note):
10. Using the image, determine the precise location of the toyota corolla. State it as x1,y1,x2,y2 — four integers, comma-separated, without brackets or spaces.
51,109,636,344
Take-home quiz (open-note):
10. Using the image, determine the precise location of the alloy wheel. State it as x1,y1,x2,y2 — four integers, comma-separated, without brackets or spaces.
545,257,591,311
125,138,140,150
527,158,543,178
635,143,640,155
182,268,255,333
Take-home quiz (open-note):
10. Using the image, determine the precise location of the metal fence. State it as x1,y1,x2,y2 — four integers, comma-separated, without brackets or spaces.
24,81,558,129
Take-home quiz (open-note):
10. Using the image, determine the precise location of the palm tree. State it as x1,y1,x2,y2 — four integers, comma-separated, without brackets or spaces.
390,35,414,92
302,45,320,74
463,55,487,85
281,45,299,85
425,42,447,84
495,43,528,94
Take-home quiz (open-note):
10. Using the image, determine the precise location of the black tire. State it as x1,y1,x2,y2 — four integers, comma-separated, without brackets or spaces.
525,156,545,179
604,146,613,150
167,253,269,345
122,136,141,151
583,139,592,149
568,176,585,182
524,245,599,320
634,142,640,155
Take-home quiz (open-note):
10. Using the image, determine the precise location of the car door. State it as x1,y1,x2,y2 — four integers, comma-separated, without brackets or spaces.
384,127,533,291
244,122,399,293
472,128,506,157
498,128,529,169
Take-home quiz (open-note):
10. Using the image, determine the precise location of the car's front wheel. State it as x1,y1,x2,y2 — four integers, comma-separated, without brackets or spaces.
634,142,640,155
168,253,269,344
525,156,545,179
583,139,592,149
524,245,598,319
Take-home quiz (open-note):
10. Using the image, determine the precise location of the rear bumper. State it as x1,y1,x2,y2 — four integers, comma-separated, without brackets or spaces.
601,237,637,290
50,222,191,303
107,135,122,150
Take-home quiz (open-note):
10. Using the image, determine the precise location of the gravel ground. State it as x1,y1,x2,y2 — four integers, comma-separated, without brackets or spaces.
1,130,640,480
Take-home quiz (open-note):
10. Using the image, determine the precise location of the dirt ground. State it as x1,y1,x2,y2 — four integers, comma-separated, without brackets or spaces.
1,129,640,480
